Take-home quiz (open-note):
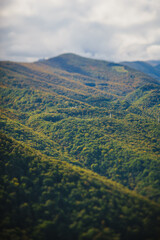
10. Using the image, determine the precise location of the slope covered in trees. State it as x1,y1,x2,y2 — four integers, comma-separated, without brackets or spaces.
0,133,160,240
0,53,160,239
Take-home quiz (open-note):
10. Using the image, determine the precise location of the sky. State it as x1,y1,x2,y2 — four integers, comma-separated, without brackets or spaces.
0,0,160,62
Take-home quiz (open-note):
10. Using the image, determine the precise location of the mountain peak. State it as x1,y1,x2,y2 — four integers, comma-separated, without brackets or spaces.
48,52,90,62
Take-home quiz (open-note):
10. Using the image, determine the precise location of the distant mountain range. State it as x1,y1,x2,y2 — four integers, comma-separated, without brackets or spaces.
121,60,160,81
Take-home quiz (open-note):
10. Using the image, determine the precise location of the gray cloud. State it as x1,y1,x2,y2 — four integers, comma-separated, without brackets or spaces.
0,0,160,62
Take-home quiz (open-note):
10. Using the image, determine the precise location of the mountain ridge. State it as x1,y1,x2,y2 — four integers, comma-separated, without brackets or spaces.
1,53,159,101
121,60,160,81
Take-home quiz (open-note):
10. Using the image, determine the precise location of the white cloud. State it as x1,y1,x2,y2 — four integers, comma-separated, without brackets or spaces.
147,45,160,59
87,0,157,27
0,0,160,62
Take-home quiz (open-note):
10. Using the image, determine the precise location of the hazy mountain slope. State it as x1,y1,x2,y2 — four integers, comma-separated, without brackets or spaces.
0,132,160,240
121,61,160,81
147,60,160,66
155,64,160,74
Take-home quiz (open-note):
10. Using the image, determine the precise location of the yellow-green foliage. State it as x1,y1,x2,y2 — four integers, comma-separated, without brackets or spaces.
112,66,128,73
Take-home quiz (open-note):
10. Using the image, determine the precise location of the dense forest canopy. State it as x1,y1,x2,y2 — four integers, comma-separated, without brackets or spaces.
0,53,160,239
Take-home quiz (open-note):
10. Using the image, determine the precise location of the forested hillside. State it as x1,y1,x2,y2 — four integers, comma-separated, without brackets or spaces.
0,133,160,240
0,53,160,239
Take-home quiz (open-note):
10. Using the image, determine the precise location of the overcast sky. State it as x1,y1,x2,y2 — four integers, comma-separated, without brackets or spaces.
0,0,160,62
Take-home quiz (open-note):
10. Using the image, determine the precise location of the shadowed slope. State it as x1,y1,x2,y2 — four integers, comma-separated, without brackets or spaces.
0,133,160,240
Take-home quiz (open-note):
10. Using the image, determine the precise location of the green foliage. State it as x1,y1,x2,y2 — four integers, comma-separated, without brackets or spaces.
25,110,160,202
0,133,160,240
0,54,160,239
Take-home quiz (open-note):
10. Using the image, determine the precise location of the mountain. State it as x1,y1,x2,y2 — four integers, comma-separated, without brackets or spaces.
1,53,159,103
147,60,160,67
0,53,160,239
121,60,160,81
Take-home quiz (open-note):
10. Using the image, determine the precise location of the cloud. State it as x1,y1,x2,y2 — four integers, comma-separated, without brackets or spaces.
87,0,156,27
0,0,160,62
